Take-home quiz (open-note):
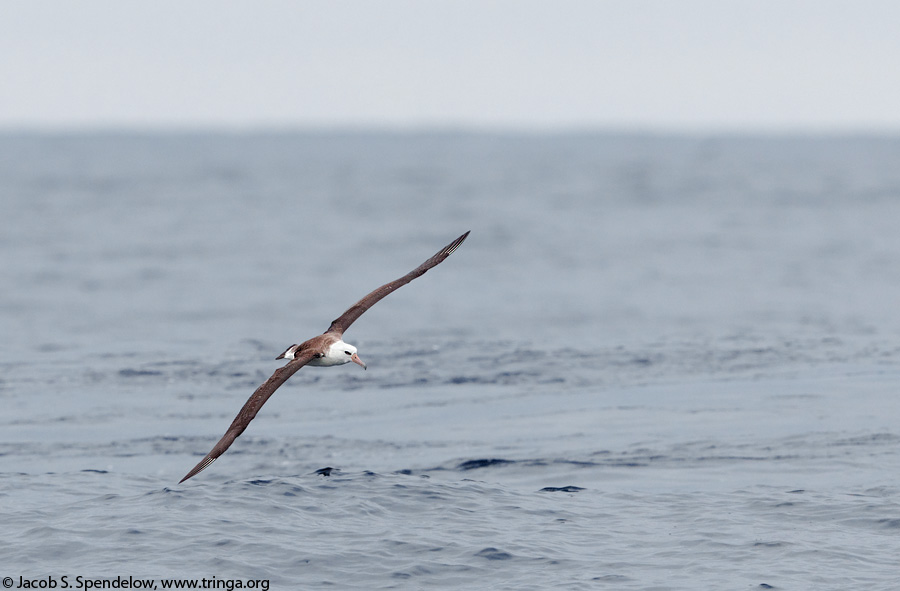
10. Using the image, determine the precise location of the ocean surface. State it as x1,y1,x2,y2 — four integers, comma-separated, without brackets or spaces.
2,132,900,589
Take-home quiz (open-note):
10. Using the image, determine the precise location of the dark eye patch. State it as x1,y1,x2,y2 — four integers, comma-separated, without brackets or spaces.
345,351,352,355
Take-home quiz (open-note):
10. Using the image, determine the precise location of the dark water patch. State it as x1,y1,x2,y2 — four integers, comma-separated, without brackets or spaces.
438,456,633,474
876,518,900,529
118,368,163,377
238,479,310,499
860,486,900,497
592,574,631,582
630,356,655,366
696,454,785,462
422,456,610,475
37,343,69,353
457,458,515,471
446,371,546,386
475,547,513,560
447,375,480,384
830,433,900,447
539,486,584,493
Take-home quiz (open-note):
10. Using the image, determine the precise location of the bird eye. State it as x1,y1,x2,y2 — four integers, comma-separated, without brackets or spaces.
345,350,352,355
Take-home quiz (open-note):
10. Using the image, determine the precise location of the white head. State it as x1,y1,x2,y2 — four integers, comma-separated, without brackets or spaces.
324,340,367,369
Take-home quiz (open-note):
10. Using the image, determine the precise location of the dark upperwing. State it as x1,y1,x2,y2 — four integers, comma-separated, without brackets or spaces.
179,352,315,483
325,231,470,336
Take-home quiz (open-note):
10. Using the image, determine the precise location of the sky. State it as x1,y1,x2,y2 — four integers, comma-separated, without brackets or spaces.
2,0,900,132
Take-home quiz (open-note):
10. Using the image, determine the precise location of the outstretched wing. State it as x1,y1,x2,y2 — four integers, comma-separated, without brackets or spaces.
179,351,316,483
325,231,470,336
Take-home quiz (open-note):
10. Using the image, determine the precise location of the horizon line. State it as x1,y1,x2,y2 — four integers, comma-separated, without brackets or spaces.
3,123,900,138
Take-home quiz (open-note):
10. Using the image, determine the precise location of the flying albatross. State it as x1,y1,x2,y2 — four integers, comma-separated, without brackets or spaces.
179,231,470,483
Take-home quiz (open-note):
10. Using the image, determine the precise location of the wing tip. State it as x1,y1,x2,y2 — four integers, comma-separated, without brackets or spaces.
179,455,217,484
444,230,470,256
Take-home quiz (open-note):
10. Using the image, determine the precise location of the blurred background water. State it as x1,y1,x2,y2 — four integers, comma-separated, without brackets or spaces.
2,132,900,589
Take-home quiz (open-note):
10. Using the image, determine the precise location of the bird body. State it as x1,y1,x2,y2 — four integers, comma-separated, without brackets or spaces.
179,231,469,483
277,337,365,368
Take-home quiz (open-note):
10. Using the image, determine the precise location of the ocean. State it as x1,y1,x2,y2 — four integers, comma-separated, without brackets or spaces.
2,132,900,589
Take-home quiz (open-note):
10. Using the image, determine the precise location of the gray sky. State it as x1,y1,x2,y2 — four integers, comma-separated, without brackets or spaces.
3,0,899,131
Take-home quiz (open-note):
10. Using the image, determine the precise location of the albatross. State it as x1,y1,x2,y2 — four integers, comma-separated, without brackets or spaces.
179,231,470,483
